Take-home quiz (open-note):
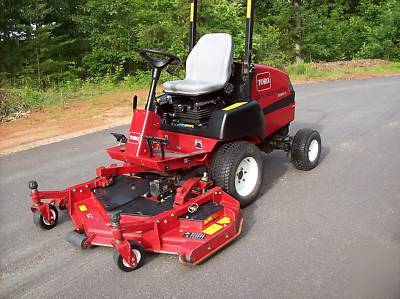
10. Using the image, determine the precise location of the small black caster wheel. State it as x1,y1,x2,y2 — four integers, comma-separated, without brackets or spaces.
33,205,59,230
113,242,145,272
58,203,66,210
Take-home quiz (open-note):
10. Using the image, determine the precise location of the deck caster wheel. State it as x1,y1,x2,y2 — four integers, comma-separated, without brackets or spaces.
178,255,193,266
33,205,58,230
58,203,66,210
66,231,90,249
113,242,145,272
290,129,321,171
209,141,264,207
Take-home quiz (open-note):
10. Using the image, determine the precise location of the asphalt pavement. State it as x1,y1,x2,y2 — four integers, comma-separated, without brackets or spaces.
1,76,400,298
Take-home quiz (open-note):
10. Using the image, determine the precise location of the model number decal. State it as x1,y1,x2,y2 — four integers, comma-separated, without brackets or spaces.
183,232,206,240
256,72,272,92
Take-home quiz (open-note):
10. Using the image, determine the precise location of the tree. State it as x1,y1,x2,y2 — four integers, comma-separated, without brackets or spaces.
293,0,302,62
0,0,86,87
1,0,400,88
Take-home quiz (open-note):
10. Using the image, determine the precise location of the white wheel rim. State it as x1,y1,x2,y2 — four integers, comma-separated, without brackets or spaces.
122,249,141,268
235,157,259,197
43,209,56,226
308,139,319,162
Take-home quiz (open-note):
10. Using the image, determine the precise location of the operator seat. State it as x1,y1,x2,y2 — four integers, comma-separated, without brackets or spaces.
163,33,233,96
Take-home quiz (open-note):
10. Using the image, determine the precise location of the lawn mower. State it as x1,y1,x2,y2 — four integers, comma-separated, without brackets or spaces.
28,0,321,272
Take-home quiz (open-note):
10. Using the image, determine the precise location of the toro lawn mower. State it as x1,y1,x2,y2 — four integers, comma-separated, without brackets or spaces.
28,0,321,272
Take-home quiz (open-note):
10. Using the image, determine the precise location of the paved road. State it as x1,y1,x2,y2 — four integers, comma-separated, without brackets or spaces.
1,77,400,298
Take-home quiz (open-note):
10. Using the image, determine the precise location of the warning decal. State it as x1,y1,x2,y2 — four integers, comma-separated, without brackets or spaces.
202,224,223,235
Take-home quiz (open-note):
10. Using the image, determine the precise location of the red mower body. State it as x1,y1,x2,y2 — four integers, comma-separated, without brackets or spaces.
251,64,295,137
107,64,295,170
107,109,219,171
28,62,297,270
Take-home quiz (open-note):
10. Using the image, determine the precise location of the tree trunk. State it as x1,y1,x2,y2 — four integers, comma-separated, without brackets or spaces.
35,37,41,88
294,0,302,63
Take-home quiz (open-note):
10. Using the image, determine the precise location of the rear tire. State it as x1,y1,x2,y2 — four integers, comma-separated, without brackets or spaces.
290,129,321,171
113,242,145,272
209,141,264,207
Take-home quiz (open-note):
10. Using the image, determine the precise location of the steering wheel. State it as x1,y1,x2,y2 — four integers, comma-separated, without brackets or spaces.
138,48,181,69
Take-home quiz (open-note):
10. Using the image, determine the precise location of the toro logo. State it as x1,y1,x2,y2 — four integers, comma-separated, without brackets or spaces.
256,72,272,92
128,132,141,144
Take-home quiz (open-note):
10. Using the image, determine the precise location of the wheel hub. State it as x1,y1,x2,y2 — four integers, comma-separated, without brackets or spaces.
308,139,319,162
122,249,141,268
235,157,259,197
42,209,56,226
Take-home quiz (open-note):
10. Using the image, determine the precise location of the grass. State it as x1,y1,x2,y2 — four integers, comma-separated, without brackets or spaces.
0,78,142,122
285,61,400,81
0,68,175,122
1,60,400,123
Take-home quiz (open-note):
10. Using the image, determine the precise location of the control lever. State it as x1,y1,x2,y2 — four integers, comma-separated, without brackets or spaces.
111,133,127,145
145,136,169,160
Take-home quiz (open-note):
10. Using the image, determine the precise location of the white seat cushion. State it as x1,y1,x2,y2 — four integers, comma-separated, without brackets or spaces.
163,33,233,95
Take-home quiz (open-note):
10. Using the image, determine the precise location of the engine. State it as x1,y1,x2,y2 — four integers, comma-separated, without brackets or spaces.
158,94,225,127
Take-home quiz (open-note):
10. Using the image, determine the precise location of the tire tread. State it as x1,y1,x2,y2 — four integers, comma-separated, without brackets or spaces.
209,141,263,207
291,128,321,171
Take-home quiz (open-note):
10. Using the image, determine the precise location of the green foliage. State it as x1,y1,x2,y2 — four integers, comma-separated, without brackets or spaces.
0,0,400,120
300,0,400,62
76,0,244,78
0,0,87,87
0,88,47,122
2,0,400,84
253,25,289,67
0,78,127,121
0,90,27,122
355,0,400,59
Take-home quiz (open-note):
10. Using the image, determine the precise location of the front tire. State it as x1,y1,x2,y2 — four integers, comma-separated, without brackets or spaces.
209,141,264,207
290,129,321,171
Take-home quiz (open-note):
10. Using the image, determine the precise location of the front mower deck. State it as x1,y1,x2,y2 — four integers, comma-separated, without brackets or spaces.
29,167,242,268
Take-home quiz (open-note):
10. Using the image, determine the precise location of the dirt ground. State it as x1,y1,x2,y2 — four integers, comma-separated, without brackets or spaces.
0,67,399,156
0,90,149,155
